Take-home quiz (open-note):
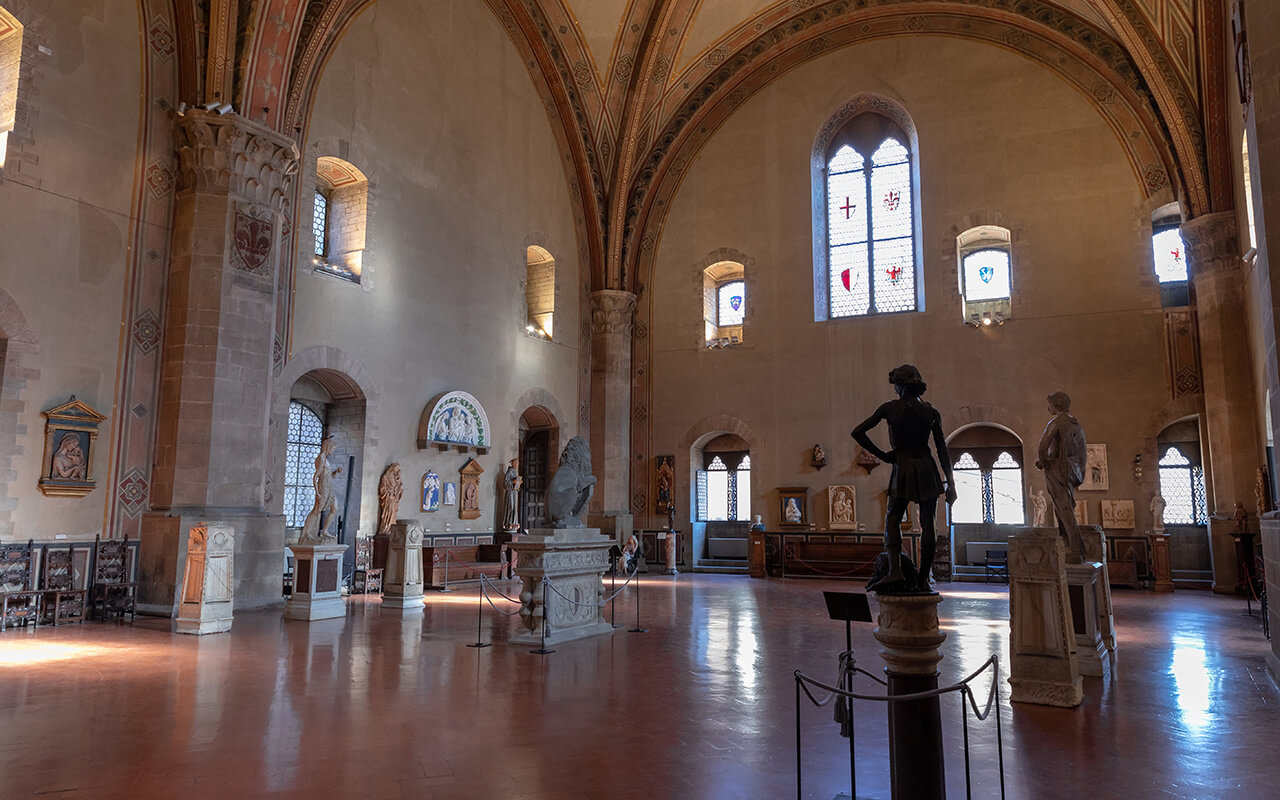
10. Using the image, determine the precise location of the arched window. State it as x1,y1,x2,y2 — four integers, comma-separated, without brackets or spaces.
821,110,919,319
703,260,745,346
957,226,1012,325
525,245,555,339
1158,446,1208,525
950,446,1025,524
284,401,325,528
0,7,23,171
696,451,750,521
311,156,369,283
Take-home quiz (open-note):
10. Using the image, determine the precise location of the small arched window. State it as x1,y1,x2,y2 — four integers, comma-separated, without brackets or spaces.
957,226,1012,325
822,111,919,319
311,156,369,283
284,401,325,528
525,245,555,339
703,260,745,346
0,7,24,171
696,451,750,521
950,448,1024,524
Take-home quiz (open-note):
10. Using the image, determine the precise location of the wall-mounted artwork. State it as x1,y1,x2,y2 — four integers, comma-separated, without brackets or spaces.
1074,500,1088,526
38,397,107,498
1101,500,1136,529
421,470,440,512
417,391,490,453
443,482,457,506
459,458,484,520
1079,444,1109,491
827,485,856,530
779,487,807,528
655,455,674,514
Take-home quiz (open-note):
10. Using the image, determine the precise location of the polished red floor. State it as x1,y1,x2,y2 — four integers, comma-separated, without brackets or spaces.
1,576,1275,799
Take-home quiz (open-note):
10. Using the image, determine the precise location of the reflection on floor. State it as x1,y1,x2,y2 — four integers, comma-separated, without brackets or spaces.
0,576,1275,799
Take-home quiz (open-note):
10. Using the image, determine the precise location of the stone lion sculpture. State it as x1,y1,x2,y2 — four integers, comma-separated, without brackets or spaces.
546,436,597,528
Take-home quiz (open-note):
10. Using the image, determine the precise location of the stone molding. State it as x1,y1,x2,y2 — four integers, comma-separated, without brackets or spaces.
175,109,299,208
590,290,637,336
1182,211,1241,276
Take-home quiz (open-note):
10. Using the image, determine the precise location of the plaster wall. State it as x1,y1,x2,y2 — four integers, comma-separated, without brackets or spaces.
286,0,582,537
0,2,141,541
647,37,1172,544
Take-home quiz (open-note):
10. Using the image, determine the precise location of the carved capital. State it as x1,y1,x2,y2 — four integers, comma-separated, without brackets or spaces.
175,109,300,209
1181,212,1240,277
590,290,637,336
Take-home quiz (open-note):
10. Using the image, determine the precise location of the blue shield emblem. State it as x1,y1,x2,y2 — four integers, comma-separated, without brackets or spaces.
729,296,742,311
979,265,994,284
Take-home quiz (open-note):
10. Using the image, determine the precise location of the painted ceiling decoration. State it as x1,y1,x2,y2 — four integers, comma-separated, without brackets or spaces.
165,0,1224,297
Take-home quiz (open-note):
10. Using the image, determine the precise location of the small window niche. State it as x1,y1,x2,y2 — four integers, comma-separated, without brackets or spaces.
525,245,555,340
703,260,745,348
957,226,1012,327
1150,202,1189,307
312,156,369,284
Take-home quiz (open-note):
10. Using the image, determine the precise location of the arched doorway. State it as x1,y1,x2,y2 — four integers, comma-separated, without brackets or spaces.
1156,416,1212,589
946,424,1026,576
691,433,752,572
518,405,558,531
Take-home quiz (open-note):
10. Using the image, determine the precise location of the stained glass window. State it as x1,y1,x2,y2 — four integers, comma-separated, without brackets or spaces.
285,401,325,528
1159,446,1208,525
827,134,917,318
718,280,745,327
697,453,751,521
312,190,329,258
962,249,1011,302
1153,226,1187,283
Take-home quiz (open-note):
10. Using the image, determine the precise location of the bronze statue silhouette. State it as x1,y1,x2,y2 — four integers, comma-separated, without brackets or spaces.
851,365,956,593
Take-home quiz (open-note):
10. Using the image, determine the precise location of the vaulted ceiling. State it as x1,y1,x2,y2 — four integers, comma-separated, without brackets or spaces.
172,0,1233,294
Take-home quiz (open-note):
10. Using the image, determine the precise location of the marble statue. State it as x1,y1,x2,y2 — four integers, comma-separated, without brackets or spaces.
1035,392,1088,562
1151,493,1166,532
1031,488,1049,528
784,497,802,524
852,365,956,593
377,463,403,536
51,433,87,481
546,436,596,528
502,458,522,531
444,482,457,505
299,436,341,545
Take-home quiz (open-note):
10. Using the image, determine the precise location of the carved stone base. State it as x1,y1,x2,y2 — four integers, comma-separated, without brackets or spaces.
1079,525,1116,652
286,544,348,621
1065,561,1110,677
509,528,615,646
1008,527,1083,708
381,521,424,612
174,522,236,635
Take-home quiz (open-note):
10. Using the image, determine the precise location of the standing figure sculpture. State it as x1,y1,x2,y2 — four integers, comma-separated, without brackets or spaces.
502,458,522,531
299,436,342,544
1030,487,1049,528
851,365,957,593
1151,493,1166,532
377,463,403,536
1036,392,1088,562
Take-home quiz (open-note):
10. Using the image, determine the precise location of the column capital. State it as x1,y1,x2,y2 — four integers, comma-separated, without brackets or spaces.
589,289,637,336
1181,211,1241,278
175,109,300,208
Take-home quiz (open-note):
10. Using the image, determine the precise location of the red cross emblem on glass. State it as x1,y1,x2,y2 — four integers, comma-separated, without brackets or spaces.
1171,247,1182,264
886,265,904,283
883,190,901,212
840,197,856,219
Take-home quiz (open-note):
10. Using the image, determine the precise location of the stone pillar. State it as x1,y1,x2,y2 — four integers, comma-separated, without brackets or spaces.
873,593,947,800
175,522,236,635
381,521,424,611
139,110,299,616
1008,528,1083,708
588,290,637,530
1184,212,1260,593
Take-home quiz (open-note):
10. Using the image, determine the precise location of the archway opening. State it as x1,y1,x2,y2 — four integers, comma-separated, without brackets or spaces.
691,432,751,569
1157,416,1212,590
518,405,559,531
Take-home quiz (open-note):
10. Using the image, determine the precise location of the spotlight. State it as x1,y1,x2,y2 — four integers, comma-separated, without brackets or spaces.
215,103,233,115
176,101,188,115
981,313,993,327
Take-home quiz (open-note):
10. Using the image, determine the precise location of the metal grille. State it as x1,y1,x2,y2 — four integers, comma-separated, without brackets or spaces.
285,402,324,528
1159,447,1208,525
312,191,329,258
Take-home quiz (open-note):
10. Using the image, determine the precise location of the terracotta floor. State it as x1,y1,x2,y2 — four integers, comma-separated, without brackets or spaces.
0,576,1275,800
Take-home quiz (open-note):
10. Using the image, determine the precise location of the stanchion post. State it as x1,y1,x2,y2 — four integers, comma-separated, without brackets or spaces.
610,567,617,627
795,676,802,800
441,548,451,593
467,579,491,648
629,570,647,633
531,577,555,655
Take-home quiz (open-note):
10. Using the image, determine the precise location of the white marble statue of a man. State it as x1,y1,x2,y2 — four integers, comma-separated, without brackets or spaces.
1031,488,1049,528
1151,493,1166,532
300,437,342,545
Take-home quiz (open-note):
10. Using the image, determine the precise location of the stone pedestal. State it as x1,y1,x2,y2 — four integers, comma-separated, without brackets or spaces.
381,521,424,611
1079,525,1116,652
873,592,947,800
175,522,235,635
1064,562,1109,677
509,528,614,646
286,544,348,621
1008,527,1082,707
1149,530,1175,592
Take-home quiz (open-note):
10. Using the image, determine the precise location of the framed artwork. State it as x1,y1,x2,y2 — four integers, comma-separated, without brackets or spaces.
779,487,808,528
1101,500,1136,529
418,391,490,453
827,485,856,530
459,458,484,520
443,482,457,506
655,455,674,514
1074,500,1088,526
421,470,440,512
38,397,107,498
1080,444,1109,491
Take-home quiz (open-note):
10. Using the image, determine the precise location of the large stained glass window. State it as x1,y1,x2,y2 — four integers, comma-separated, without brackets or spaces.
1158,446,1208,525
1152,226,1187,283
717,280,745,327
284,401,325,528
827,134,916,318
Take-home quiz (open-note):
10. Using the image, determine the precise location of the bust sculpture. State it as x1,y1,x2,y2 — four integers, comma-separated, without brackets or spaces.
377,463,403,536
502,458,522,531
851,365,956,593
750,514,766,532
299,436,342,545
546,436,597,528
1151,493,1166,532
1035,392,1088,562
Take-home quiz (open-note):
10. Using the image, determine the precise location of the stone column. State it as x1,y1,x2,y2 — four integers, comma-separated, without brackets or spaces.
381,521,424,611
139,109,299,616
1184,212,1260,593
588,290,637,538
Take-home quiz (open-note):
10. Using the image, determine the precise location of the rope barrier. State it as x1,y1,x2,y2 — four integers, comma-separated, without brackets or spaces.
543,562,640,608
794,654,1000,705
478,574,525,617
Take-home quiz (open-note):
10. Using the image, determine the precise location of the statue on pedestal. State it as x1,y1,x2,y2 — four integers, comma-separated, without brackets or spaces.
1031,488,1049,528
377,463,403,536
299,437,341,545
851,365,956,593
546,436,596,528
1036,392,1088,562
502,458,522,532
1151,493,1166,532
